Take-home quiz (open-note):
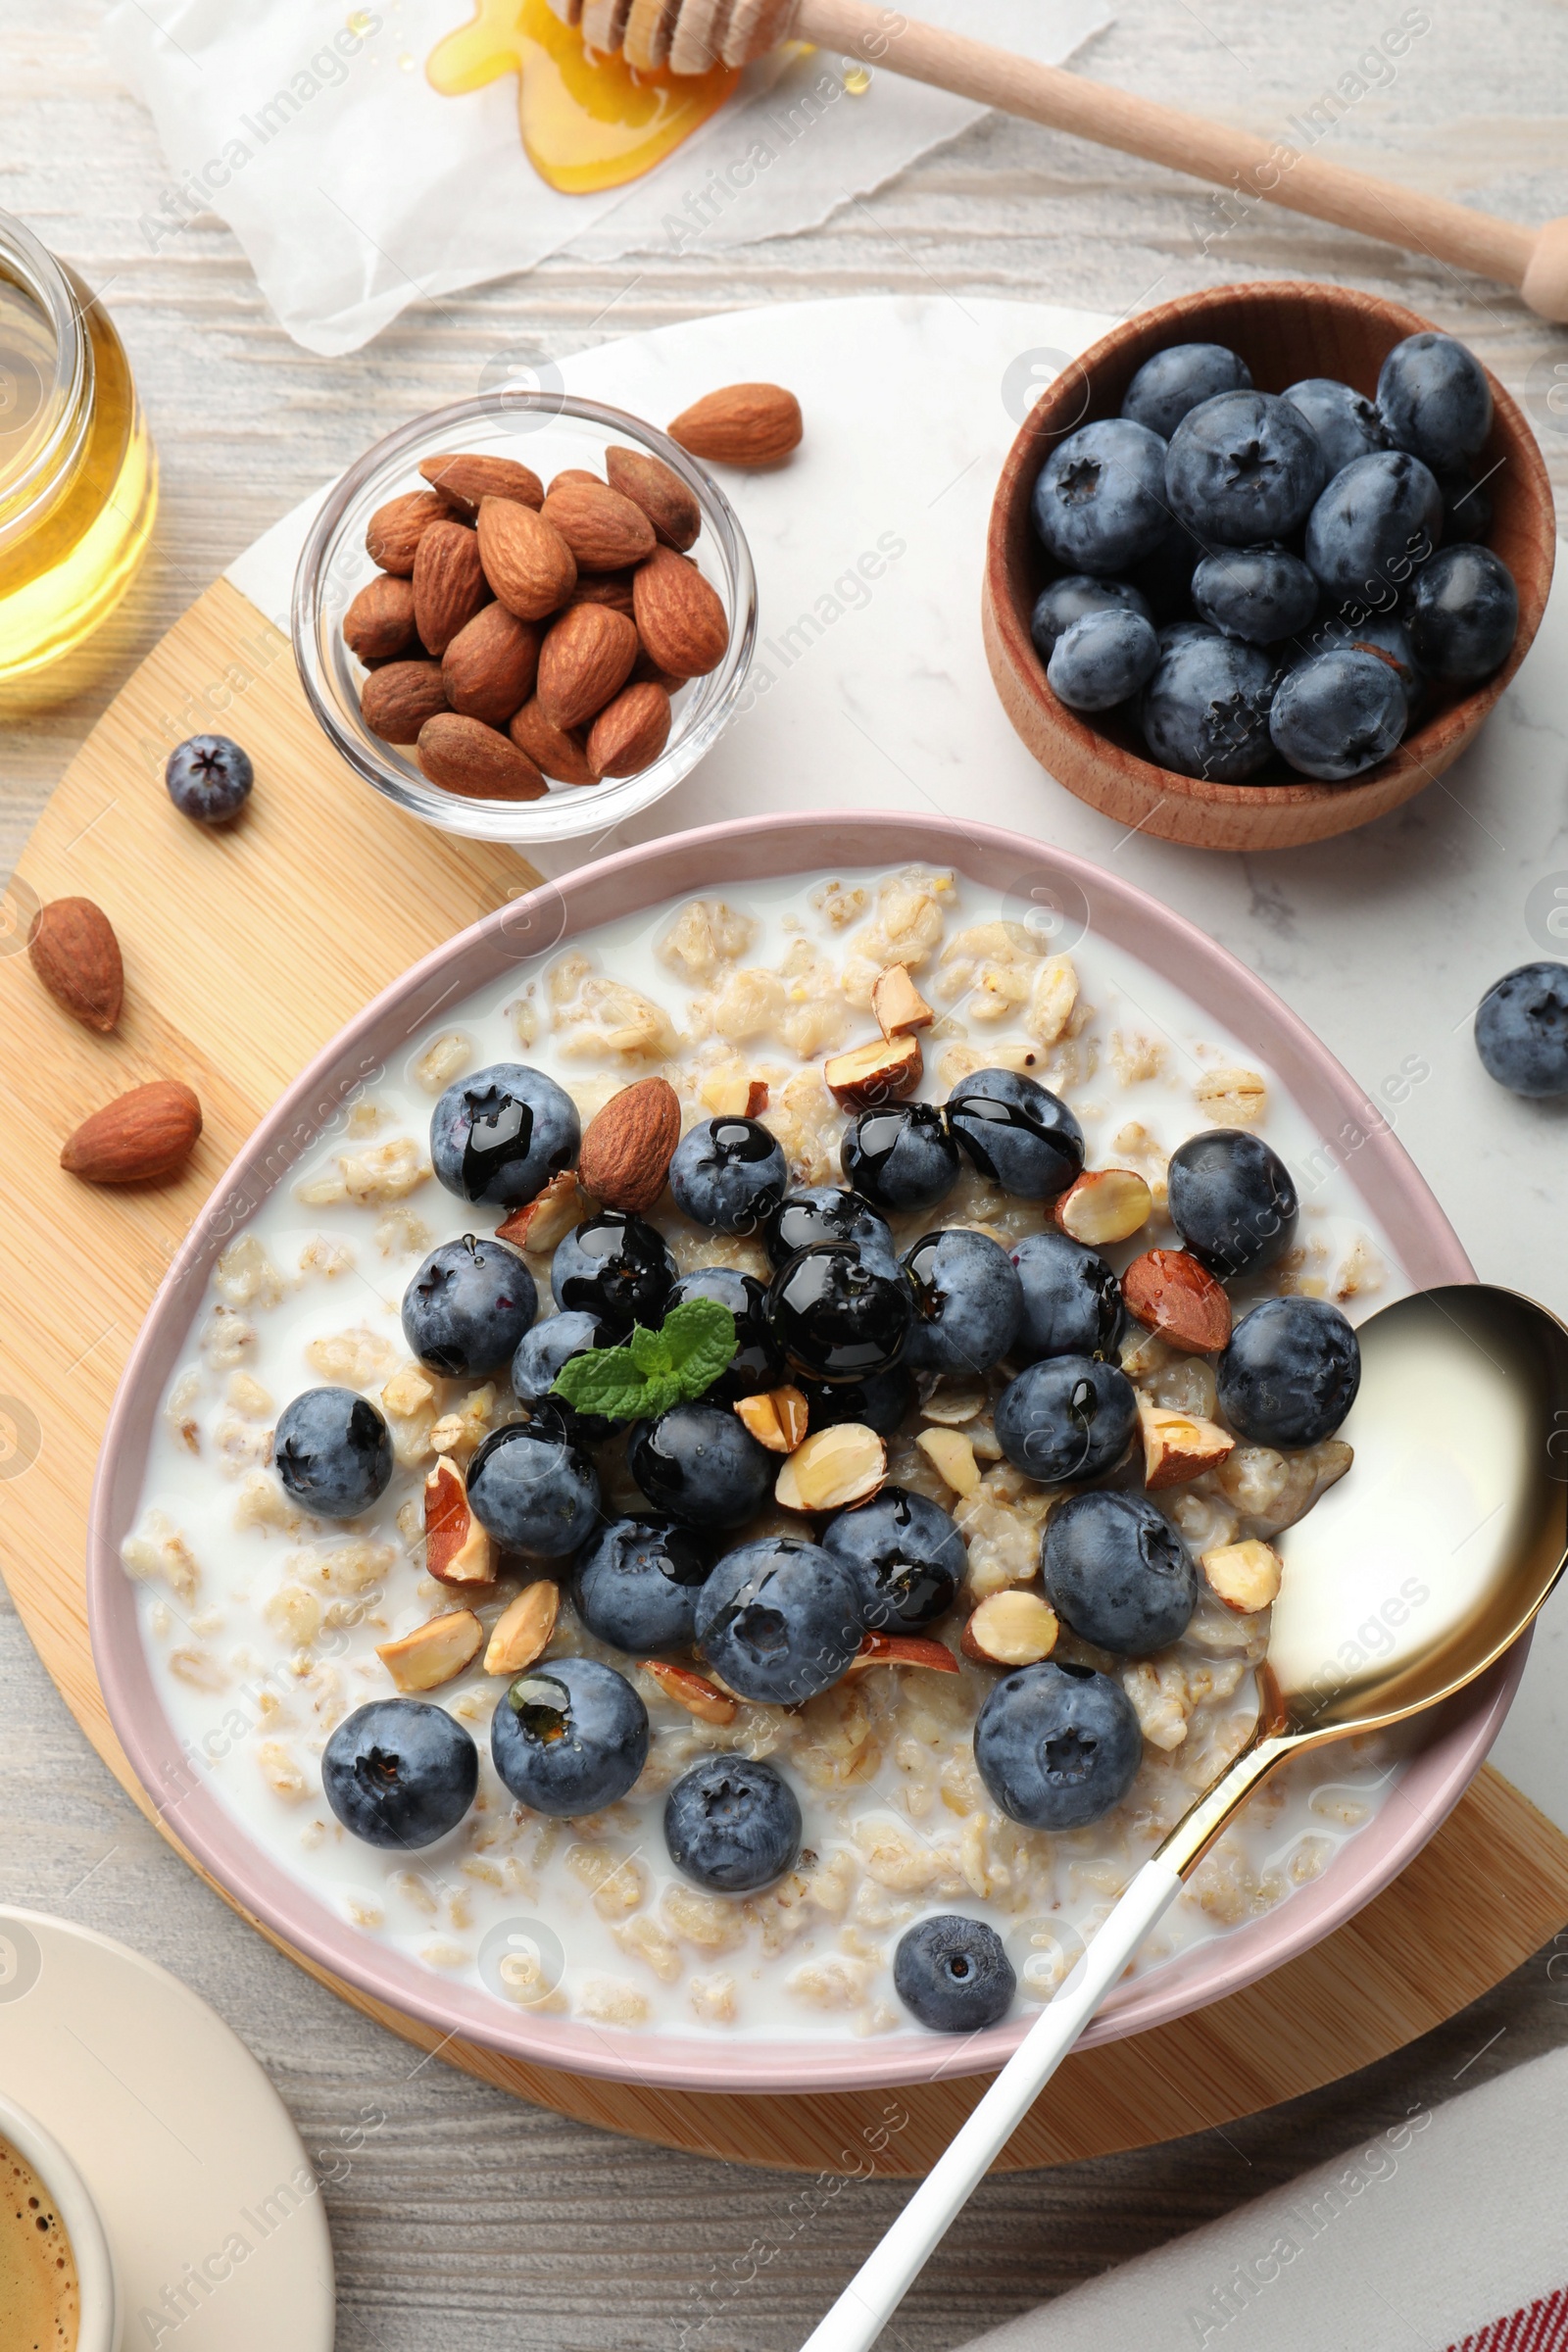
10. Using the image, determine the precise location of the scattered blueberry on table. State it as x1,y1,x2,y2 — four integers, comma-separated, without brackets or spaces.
1474,962,1568,1099
1028,329,1519,784
166,734,254,824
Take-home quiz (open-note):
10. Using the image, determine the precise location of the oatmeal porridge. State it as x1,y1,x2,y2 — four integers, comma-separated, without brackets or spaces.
122,862,1404,2040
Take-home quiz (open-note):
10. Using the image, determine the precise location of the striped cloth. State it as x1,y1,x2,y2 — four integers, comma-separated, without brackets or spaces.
955,2046,1568,2352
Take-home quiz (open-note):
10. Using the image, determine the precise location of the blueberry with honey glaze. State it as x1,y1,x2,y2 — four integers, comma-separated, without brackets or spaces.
822,1487,965,1631
402,1234,537,1378
430,1061,580,1208
764,1185,900,1275
765,1242,914,1384
628,1401,775,1528
946,1068,1085,1200
903,1228,1022,1377
550,1208,675,1331
695,1537,863,1704
490,1657,649,1816
994,1355,1138,1485
799,1365,918,1438
841,1102,961,1215
669,1115,787,1234
575,1516,712,1652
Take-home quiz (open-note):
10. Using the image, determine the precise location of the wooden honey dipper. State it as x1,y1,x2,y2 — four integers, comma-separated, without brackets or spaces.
551,0,1568,322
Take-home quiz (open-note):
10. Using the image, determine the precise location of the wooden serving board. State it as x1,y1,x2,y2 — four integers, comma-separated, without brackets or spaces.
5,575,1568,2177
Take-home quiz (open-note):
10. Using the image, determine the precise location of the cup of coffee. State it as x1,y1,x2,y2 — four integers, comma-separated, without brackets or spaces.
0,2088,120,2352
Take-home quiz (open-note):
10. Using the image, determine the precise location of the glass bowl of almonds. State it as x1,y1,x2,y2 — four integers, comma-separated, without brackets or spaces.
292,392,758,844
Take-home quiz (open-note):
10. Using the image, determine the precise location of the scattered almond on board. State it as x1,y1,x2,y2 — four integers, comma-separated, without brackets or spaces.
346,383,803,803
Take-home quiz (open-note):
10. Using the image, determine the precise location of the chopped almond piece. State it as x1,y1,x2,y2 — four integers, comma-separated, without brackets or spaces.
849,1631,959,1674
1200,1538,1282,1613
1055,1167,1152,1248
377,1608,484,1692
735,1385,809,1453
640,1658,737,1725
775,1423,885,1512
916,1426,981,1497
496,1170,582,1251
424,1459,498,1589
700,1070,770,1118
822,1033,922,1110
1139,1402,1235,1490
871,963,934,1039
961,1590,1059,1667
483,1580,561,1675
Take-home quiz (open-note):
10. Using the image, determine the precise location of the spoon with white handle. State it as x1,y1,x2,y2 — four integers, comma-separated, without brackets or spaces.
800,1282,1568,2352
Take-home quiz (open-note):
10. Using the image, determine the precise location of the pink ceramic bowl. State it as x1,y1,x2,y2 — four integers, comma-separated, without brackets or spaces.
88,810,1517,2094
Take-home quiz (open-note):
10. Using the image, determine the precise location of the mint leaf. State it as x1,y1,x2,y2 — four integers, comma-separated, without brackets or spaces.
549,1300,738,1422
553,1345,654,1420
659,1298,738,1396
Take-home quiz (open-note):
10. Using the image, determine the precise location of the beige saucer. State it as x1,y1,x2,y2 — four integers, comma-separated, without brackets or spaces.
0,1907,333,2350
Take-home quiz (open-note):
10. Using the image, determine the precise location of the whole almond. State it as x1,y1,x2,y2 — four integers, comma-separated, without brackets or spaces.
61,1079,201,1184
540,480,657,572
632,546,729,678
413,518,490,658
568,569,637,616
587,681,671,778
342,572,418,662
578,1076,681,1211
28,897,122,1033
366,489,447,575
419,450,543,517
510,699,595,785
605,444,701,551
443,603,541,727
667,382,803,467
361,659,448,743
537,603,639,731
476,497,577,620
416,712,547,801
1122,1249,1232,1353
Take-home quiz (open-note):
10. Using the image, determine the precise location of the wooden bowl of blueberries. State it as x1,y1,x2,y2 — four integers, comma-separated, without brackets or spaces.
982,280,1555,852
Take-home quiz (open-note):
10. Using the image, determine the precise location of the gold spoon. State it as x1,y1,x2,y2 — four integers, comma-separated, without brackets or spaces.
800,1282,1568,2352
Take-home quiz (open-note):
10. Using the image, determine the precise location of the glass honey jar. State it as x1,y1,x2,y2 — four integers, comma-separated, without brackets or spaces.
0,208,157,685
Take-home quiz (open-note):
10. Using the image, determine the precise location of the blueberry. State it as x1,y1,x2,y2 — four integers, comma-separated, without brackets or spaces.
664,1754,802,1893
551,1209,675,1331
628,1401,775,1528
1031,419,1174,575
466,1423,601,1558
274,1387,393,1519
574,1516,711,1652
765,1244,913,1384
1139,627,1277,782
431,1063,580,1208
511,1309,620,1442
765,1186,901,1275
667,1759,804,1900
490,1656,649,1817
822,1487,965,1631
1047,607,1161,712
1167,1129,1298,1277
1009,1230,1124,1362
1268,648,1406,781
322,1699,477,1849
841,1105,960,1216
665,1266,784,1403
1475,961,1568,1098
894,1915,1014,2033
1281,378,1390,477
401,1234,537,1378
945,1068,1084,1200
799,1366,918,1438
1409,543,1518,683
1028,573,1152,662
166,734,254,824
994,1355,1137,1485
1378,331,1492,472
1293,612,1425,720
694,1537,863,1703
1217,1296,1361,1446
1191,543,1318,646
1043,1491,1197,1655
1120,342,1252,439
1434,468,1494,547
1302,450,1443,608
669,1116,787,1235
1165,392,1326,546
974,1660,1143,1831
903,1228,1022,1377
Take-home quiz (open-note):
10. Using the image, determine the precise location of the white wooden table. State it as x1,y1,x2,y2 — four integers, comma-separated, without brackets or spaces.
4,5,1568,2344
